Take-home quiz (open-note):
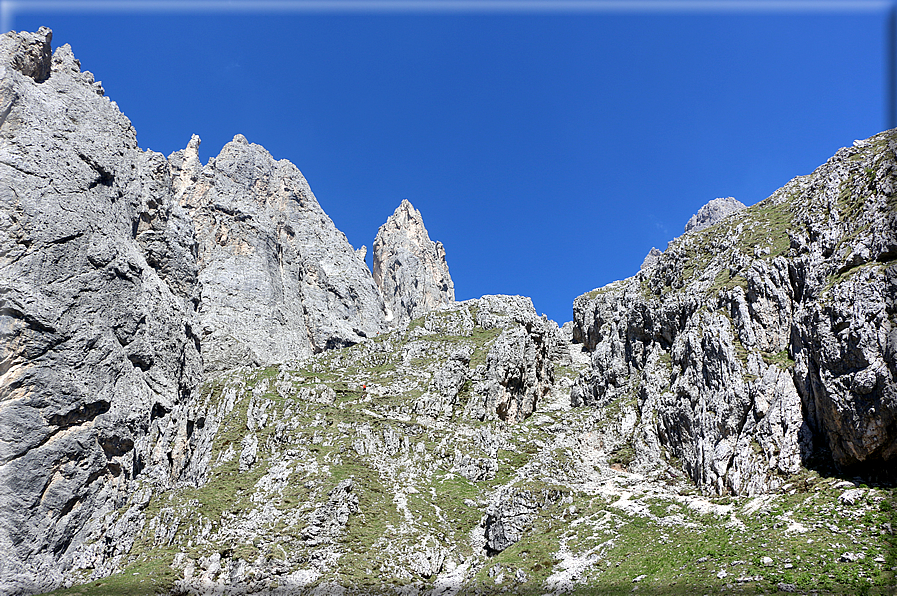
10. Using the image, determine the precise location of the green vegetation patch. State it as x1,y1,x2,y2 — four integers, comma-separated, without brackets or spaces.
837,177,867,222
738,198,795,260
608,444,636,467
550,483,896,596
431,473,483,544
762,349,795,369
42,555,179,596
710,268,748,293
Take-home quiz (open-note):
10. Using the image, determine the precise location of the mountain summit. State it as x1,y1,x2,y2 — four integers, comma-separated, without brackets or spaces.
373,199,455,326
169,133,390,370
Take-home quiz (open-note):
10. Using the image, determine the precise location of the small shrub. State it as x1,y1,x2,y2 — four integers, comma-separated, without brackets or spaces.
609,444,636,466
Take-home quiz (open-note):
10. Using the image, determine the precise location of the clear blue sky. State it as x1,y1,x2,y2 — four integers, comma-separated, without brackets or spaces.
6,1,892,323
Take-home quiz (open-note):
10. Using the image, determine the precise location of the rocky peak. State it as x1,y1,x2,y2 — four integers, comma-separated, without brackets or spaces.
0,27,52,82
373,199,455,325
683,196,746,233
640,246,663,270
169,134,389,370
639,197,745,272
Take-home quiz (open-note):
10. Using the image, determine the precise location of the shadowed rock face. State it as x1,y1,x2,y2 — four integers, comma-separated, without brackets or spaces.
572,131,897,495
372,199,455,326
0,29,202,594
169,134,389,371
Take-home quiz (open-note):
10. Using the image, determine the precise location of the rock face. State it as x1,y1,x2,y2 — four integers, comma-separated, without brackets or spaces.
4,26,897,596
389,295,561,423
572,131,897,495
683,196,746,233
170,134,389,371
685,197,745,232
0,29,202,594
640,247,663,270
373,199,454,325
0,29,465,594
484,488,560,553
461,295,560,423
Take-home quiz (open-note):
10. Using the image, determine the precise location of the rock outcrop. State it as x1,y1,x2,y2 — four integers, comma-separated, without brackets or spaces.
0,30,465,594
640,247,663,270
572,131,897,495
170,135,389,371
461,295,561,423
375,295,561,423
683,196,746,233
0,29,202,594
3,26,897,596
373,199,454,325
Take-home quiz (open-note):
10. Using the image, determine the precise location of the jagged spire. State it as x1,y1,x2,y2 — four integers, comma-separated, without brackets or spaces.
372,199,454,326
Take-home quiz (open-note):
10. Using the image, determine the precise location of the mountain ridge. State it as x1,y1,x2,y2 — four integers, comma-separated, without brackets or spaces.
0,27,894,596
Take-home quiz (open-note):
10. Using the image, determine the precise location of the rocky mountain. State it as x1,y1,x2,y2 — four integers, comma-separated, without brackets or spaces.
572,134,896,496
683,196,746,234
44,317,895,595
0,28,454,595
1,27,895,596
0,27,205,596
373,199,455,326
169,134,390,371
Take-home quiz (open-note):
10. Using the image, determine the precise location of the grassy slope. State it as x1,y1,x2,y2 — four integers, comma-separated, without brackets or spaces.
45,132,897,595
44,307,896,595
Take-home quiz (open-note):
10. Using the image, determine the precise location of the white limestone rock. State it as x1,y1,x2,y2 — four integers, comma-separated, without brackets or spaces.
0,29,202,594
684,196,746,233
170,134,389,371
640,247,663,270
372,199,454,326
572,130,897,495
463,296,561,423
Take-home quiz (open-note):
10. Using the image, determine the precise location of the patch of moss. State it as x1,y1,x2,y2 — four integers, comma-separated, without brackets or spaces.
608,444,636,467
42,554,179,596
762,349,795,369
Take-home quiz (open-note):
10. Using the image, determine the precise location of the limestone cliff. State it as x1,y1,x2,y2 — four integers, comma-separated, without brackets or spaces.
373,199,455,325
0,29,202,594
169,134,389,371
2,26,896,596
572,132,896,495
0,29,463,594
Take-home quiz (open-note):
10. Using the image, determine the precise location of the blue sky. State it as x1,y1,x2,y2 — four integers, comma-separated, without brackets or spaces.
5,1,893,323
